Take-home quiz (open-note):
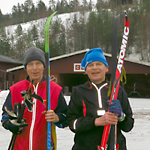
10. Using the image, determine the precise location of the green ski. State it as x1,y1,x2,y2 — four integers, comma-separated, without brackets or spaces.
45,11,57,150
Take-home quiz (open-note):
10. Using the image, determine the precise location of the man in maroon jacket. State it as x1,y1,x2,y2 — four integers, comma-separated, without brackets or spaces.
1,46,67,150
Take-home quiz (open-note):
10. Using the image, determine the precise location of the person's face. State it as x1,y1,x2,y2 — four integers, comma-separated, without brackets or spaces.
26,60,44,84
85,61,108,84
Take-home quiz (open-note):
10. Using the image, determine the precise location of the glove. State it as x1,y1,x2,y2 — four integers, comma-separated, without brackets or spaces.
108,99,125,121
2,118,28,134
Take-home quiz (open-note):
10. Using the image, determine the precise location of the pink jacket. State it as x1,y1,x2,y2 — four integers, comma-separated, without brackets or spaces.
10,79,62,150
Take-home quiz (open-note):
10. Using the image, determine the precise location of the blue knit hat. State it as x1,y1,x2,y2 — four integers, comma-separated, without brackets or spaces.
81,48,109,70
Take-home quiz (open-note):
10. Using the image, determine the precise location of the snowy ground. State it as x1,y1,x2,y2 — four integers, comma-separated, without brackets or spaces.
0,90,150,150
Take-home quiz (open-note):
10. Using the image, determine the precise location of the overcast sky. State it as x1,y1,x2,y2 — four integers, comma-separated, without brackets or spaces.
0,0,49,15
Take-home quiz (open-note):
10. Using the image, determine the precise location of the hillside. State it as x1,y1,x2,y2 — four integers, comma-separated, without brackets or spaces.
4,10,142,62
5,12,90,41
1,1,150,63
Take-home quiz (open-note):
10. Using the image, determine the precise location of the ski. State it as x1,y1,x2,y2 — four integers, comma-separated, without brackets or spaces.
44,11,57,150
106,13,121,150
110,14,120,89
97,11,129,150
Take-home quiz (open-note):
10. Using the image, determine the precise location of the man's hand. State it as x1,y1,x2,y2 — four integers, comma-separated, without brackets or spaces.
2,118,28,134
95,112,118,126
42,110,59,123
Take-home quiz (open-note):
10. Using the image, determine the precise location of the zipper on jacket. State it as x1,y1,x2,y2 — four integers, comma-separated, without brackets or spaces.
29,83,39,150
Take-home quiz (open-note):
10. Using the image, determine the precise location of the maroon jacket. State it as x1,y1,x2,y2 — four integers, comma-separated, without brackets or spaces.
2,77,67,150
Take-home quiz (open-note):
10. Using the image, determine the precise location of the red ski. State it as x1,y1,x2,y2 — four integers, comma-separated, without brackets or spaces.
97,11,129,150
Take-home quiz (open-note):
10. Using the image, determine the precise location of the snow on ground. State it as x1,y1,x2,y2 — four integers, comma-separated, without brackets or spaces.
0,90,150,150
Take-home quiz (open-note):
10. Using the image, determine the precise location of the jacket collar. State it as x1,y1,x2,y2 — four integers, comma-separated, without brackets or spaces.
26,76,46,83
83,80,108,89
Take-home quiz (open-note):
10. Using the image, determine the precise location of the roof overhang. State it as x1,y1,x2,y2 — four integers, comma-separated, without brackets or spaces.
6,49,150,72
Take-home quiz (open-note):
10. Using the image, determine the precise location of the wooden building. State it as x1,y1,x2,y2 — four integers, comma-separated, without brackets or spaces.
4,49,150,97
0,54,22,90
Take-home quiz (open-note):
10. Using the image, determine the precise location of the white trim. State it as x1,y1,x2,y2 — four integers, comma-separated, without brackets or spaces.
73,119,77,130
29,83,39,150
92,82,107,108
50,49,89,61
6,65,24,72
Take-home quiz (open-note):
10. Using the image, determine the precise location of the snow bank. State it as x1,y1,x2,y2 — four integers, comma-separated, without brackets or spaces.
0,90,9,118
0,91,150,150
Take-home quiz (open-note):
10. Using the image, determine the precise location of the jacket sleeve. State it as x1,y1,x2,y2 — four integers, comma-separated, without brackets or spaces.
54,91,68,128
1,91,12,120
117,86,134,132
1,91,13,131
67,89,96,133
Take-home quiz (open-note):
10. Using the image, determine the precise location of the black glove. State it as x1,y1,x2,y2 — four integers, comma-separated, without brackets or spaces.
2,118,28,134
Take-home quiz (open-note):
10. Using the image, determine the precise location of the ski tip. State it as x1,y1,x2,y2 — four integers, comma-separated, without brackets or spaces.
124,10,127,16
117,14,120,18
51,11,57,16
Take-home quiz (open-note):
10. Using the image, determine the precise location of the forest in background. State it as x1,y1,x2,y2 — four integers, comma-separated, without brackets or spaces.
0,0,150,62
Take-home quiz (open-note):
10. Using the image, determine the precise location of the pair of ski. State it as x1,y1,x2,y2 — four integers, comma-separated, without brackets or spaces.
97,12,130,150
